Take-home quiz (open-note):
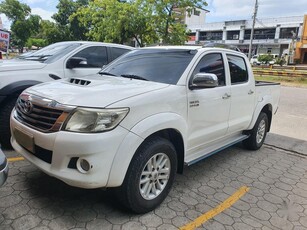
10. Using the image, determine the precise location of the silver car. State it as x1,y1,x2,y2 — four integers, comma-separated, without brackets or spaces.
0,149,8,186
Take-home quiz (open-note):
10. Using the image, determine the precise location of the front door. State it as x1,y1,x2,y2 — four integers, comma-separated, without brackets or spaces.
64,46,108,78
187,52,231,155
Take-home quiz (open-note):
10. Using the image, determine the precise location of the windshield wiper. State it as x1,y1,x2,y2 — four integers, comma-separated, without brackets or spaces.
98,71,117,76
120,74,148,81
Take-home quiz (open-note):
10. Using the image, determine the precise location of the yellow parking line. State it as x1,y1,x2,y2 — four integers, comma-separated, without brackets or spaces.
180,186,250,230
8,157,25,162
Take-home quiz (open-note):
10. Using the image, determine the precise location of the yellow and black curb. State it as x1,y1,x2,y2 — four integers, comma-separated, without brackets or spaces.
253,68,307,78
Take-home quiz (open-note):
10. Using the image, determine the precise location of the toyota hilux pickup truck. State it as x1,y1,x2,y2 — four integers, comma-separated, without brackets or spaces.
10,46,280,213
0,41,133,147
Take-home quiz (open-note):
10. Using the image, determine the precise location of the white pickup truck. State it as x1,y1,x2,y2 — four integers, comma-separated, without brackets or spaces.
10,46,280,213
0,41,133,147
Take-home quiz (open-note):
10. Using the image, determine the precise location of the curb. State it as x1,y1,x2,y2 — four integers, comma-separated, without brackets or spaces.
265,133,307,156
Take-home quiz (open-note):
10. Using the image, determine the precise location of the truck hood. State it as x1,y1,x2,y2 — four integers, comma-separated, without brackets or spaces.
26,74,170,107
0,59,47,72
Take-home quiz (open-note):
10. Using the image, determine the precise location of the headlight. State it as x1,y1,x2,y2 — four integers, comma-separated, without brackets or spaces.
63,108,129,133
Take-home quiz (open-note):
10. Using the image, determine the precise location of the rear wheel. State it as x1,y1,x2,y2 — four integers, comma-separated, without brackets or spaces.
243,112,268,150
0,97,17,148
116,136,177,213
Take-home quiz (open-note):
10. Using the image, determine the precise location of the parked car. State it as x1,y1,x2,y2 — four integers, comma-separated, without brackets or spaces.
0,148,8,186
0,41,133,147
11,46,280,213
250,54,279,65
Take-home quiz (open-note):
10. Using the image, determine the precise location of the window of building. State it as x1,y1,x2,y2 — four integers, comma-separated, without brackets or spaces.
200,31,223,41
227,31,240,40
192,53,226,86
280,27,298,39
193,9,200,16
227,54,248,84
244,29,275,40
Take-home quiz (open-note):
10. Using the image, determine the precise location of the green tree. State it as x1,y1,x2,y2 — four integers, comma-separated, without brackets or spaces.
0,0,30,20
52,0,89,40
148,0,207,44
26,38,47,49
74,0,206,46
39,20,71,44
258,54,274,65
0,0,41,52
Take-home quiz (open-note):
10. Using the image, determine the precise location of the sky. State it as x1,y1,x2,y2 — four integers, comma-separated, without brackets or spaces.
1,0,307,29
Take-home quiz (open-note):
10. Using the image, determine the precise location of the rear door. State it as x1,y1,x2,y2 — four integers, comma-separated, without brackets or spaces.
226,54,255,134
187,52,231,152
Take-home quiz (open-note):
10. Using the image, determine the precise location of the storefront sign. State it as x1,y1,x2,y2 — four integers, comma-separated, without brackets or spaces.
0,30,10,53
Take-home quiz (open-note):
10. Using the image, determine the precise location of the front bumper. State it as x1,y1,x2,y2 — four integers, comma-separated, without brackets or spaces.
10,113,130,189
0,148,9,187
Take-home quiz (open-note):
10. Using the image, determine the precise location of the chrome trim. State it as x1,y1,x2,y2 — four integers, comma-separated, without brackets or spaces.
14,93,76,133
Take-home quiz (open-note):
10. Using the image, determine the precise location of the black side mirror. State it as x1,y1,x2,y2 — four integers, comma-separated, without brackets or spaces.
66,57,88,69
189,73,219,90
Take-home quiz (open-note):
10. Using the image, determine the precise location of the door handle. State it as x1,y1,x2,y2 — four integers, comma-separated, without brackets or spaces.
248,90,254,95
222,93,231,99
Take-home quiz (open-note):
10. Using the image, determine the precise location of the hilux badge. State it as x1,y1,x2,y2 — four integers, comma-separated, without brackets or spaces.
23,100,33,114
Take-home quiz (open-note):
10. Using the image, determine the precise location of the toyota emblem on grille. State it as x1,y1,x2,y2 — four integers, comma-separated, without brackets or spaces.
23,100,33,114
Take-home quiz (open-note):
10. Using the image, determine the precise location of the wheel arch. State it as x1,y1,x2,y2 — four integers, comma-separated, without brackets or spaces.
247,101,273,132
107,113,187,187
0,80,42,105
141,129,185,174
260,104,273,132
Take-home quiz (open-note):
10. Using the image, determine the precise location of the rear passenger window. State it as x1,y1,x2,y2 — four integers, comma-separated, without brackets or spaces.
110,47,130,62
227,55,248,84
192,53,226,86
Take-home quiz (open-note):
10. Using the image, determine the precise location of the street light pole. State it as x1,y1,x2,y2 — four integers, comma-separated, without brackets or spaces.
248,0,258,60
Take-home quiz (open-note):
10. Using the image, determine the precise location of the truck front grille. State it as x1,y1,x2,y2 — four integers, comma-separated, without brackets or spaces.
14,93,75,132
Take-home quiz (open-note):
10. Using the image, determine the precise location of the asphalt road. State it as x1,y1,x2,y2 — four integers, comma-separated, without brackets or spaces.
270,86,307,141
1,86,307,229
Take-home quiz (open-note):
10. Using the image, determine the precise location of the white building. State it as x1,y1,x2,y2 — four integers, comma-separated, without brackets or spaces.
0,16,3,30
185,8,209,30
187,16,304,56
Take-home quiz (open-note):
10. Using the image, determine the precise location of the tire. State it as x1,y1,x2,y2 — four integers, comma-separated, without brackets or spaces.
243,112,268,150
0,97,17,149
116,136,177,213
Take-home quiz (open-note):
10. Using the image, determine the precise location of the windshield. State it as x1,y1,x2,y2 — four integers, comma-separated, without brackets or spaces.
101,49,196,85
17,43,82,63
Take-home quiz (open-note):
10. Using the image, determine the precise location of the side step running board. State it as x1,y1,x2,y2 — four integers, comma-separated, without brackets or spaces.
185,135,250,166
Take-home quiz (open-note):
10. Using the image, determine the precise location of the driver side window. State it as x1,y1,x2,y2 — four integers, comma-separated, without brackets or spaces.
72,46,108,68
192,53,226,86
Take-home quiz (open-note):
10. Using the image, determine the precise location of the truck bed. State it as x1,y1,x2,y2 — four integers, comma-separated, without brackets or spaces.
255,81,280,86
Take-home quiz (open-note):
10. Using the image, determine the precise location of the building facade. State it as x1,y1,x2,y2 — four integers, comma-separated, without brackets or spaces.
294,15,307,64
187,16,304,60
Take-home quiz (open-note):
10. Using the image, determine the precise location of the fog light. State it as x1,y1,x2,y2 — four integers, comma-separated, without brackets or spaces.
77,158,91,173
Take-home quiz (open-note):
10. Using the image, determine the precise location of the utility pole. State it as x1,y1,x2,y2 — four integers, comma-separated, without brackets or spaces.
248,0,259,60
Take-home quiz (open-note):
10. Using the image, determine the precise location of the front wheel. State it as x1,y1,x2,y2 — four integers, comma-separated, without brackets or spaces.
116,137,177,213
243,112,268,150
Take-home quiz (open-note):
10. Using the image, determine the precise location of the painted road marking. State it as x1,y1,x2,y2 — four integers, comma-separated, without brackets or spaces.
7,155,249,230
8,157,25,162
180,186,250,230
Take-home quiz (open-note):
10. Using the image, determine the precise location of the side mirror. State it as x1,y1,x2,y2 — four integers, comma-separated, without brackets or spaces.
66,57,88,69
189,73,219,90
